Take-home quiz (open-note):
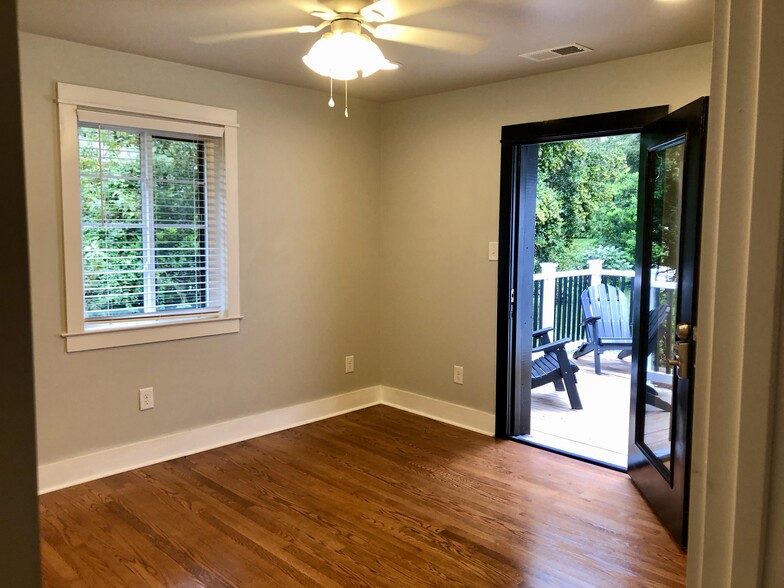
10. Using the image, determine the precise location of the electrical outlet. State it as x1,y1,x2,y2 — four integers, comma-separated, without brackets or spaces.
453,365,464,385
489,241,499,261
345,355,355,373
139,387,154,410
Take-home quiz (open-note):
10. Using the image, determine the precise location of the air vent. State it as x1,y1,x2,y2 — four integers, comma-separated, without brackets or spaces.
520,43,592,62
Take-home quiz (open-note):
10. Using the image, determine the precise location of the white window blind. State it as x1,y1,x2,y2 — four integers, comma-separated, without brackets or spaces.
76,113,227,323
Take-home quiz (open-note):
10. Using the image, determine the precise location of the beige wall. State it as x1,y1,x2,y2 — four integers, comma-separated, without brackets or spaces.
378,43,713,413
20,33,382,465
20,34,714,466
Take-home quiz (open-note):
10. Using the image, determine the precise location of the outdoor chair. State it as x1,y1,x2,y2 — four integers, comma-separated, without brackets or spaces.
573,283,632,374
531,327,582,410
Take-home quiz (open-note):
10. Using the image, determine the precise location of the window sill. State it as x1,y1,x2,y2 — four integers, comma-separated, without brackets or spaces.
63,315,242,352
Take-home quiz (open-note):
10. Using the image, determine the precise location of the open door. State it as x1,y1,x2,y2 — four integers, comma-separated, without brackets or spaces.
495,107,668,439
628,97,709,548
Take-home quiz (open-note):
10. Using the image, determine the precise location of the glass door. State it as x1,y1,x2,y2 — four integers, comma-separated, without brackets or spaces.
628,97,709,548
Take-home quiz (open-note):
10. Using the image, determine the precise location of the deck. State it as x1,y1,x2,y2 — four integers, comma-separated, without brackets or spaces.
529,352,633,468
527,350,674,469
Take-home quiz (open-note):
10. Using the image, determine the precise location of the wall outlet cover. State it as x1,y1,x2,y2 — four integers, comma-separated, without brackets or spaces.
489,241,499,261
139,387,154,410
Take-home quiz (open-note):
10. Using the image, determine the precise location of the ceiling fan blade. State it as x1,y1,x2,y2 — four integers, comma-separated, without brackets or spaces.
285,0,337,20
361,0,462,22
373,24,486,54
191,26,304,44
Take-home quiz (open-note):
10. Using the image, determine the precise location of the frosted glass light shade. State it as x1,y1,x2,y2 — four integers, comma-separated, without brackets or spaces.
303,31,397,80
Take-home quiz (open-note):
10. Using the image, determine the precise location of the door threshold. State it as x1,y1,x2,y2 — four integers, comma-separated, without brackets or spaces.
512,432,628,472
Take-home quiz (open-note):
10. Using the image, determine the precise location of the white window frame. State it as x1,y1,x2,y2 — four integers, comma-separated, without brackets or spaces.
57,83,241,352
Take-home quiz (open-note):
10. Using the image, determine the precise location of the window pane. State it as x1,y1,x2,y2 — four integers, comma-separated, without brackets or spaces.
80,178,103,223
152,136,201,181
79,126,141,178
155,269,205,309
154,227,206,309
151,136,207,312
154,228,204,269
100,128,141,177
80,124,143,225
80,179,143,223
82,227,144,317
155,228,207,307
78,127,101,175
153,182,203,225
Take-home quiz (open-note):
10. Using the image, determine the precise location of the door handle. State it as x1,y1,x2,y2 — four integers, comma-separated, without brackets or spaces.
675,323,691,340
667,340,690,380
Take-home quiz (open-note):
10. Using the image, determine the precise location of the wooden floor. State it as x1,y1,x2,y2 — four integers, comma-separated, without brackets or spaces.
39,405,686,587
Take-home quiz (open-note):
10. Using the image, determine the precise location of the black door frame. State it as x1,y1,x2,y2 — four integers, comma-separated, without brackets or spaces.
495,106,669,438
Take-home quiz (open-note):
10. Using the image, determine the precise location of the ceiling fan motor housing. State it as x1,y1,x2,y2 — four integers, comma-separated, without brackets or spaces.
331,17,364,35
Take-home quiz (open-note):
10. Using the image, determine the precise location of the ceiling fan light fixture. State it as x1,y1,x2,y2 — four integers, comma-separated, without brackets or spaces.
302,23,396,81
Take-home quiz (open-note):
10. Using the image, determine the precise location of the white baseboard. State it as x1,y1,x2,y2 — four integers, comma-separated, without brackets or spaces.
38,384,495,494
37,386,381,494
379,386,495,437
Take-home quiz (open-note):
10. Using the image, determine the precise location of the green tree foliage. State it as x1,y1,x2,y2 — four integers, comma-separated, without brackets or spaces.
80,127,144,315
534,183,567,264
556,243,634,272
151,137,205,310
650,143,684,271
535,134,640,271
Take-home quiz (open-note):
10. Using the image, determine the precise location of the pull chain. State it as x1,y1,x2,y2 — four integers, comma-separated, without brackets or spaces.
328,77,335,108
344,80,349,118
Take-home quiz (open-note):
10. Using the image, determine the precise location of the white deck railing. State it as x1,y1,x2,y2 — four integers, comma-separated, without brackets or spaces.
533,259,676,331
534,259,678,381
534,260,634,330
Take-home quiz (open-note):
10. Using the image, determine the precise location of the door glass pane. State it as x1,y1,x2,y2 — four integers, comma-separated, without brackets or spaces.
640,140,685,473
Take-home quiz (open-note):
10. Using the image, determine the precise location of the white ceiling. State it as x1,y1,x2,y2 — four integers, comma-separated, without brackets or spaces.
17,0,713,103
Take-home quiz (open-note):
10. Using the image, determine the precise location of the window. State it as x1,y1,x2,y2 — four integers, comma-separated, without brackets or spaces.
58,83,241,351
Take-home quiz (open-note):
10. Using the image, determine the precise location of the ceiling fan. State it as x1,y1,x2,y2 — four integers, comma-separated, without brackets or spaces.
192,0,486,98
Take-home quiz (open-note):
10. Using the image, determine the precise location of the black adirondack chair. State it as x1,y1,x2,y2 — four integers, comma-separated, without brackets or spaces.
645,303,673,412
531,327,582,410
573,283,632,374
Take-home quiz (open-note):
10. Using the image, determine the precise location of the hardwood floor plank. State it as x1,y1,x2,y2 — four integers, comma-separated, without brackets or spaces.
191,445,484,586
39,405,686,587
142,463,343,587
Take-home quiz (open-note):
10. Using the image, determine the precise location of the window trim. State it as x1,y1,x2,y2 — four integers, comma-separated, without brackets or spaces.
58,83,241,352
